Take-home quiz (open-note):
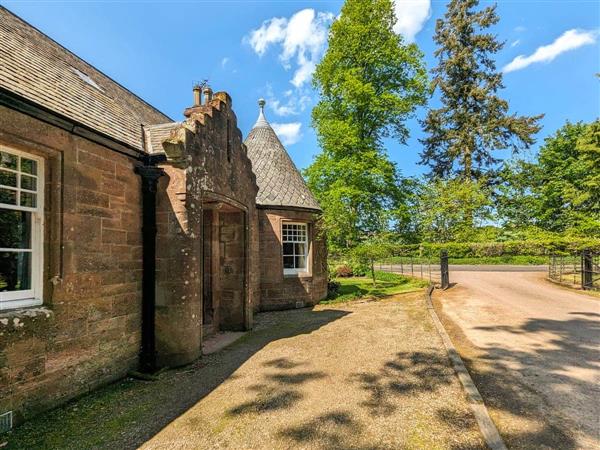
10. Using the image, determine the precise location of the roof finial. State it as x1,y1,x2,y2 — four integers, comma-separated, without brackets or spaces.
254,98,269,128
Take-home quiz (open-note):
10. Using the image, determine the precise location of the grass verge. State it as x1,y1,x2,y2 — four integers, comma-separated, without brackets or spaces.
321,271,428,304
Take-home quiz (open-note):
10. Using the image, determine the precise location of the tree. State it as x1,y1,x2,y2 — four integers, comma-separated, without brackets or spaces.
351,238,392,285
414,177,493,242
499,121,600,234
305,0,428,250
420,0,542,181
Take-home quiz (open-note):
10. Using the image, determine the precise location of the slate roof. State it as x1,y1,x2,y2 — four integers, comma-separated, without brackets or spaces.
0,6,172,152
244,100,321,211
144,122,181,154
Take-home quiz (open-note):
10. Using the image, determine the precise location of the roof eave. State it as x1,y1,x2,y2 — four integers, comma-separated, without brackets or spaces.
256,203,322,214
0,86,145,160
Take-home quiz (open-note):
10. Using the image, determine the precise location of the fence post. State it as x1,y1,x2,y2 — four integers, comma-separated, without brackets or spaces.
440,250,449,289
582,249,593,290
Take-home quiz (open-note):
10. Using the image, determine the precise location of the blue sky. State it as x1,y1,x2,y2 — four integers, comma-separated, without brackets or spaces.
3,0,599,177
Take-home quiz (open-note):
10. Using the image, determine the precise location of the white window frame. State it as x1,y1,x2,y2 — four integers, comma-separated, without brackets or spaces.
0,146,44,310
282,222,309,275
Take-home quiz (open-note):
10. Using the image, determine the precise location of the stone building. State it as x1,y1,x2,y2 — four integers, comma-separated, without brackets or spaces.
0,6,326,428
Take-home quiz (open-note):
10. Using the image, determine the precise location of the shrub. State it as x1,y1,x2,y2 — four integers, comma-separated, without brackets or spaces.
327,279,341,296
334,264,353,277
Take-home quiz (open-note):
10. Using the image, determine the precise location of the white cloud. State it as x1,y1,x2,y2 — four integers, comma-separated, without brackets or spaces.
245,9,334,87
510,39,520,48
221,57,230,68
392,0,431,42
515,26,527,33
271,122,302,145
503,29,598,73
262,84,312,118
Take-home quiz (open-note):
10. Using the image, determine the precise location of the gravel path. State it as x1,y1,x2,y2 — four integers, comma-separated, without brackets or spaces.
142,294,484,450
434,270,600,450
6,292,485,450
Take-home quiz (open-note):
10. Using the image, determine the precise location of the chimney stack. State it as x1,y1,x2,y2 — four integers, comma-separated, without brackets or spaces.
203,86,213,104
193,84,201,106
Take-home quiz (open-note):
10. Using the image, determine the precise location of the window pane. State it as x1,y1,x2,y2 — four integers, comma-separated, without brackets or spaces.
20,192,37,208
0,170,17,187
295,255,306,269
0,188,17,205
0,251,31,291
0,209,32,249
294,243,306,256
21,175,37,191
20,158,38,175
0,152,17,170
283,243,294,256
283,256,295,269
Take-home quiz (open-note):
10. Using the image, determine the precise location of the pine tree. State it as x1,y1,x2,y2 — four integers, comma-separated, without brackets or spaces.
420,0,543,180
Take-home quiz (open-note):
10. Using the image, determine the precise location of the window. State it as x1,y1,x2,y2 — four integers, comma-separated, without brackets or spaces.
282,222,308,275
0,147,44,310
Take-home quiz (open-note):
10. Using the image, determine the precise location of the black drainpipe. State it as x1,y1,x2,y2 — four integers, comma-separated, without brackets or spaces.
135,155,165,373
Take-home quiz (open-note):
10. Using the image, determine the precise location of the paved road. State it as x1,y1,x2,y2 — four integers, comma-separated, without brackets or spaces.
437,269,600,449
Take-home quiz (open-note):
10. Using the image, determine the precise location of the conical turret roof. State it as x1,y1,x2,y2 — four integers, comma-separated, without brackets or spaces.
244,99,321,211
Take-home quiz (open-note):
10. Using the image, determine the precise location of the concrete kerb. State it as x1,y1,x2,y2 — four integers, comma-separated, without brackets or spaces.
426,285,507,450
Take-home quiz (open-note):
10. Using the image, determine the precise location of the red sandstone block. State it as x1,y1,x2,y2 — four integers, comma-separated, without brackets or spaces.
112,294,139,317
126,231,142,246
87,297,113,322
100,282,140,297
63,214,102,243
78,150,115,174
102,176,126,198
76,188,110,208
76,204,119,219
101,228,127,245
101,217,123,230
5,338,46,366
9,357,45,385
121,211,141,229
115,163,135,183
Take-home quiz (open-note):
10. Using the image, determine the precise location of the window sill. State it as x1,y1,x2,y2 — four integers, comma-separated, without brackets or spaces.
0,304,53,335
0,298,43,312
284,272,313,280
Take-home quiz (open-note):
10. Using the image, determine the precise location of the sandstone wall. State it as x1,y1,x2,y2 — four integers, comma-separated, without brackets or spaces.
0,105,143,424
257,209,327,311
154,93,259,366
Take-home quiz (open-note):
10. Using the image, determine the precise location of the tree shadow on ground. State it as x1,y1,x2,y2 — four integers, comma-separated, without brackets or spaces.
277,410,386,450
5,308,349,450
436,296,598,449
226,363,327,416
351,351,455,417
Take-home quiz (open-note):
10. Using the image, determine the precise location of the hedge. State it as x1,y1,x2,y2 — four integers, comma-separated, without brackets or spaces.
387,239,600,258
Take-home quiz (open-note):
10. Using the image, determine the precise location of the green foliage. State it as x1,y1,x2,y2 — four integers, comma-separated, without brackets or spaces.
391,238,600,258
420,0,542,180
306,0,428,249
412,177,493,243
322,271,427,304
351,237,394,284
498,120,600,234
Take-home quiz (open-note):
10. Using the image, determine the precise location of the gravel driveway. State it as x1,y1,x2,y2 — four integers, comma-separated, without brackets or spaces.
6,291,485,450
142,293,485,450
434,270,600,449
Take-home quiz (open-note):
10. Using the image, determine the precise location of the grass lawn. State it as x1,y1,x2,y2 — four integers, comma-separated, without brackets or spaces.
321,271,428,304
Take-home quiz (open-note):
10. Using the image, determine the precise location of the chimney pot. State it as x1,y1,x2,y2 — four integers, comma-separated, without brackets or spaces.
203,86,213,105
193,85,201,106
